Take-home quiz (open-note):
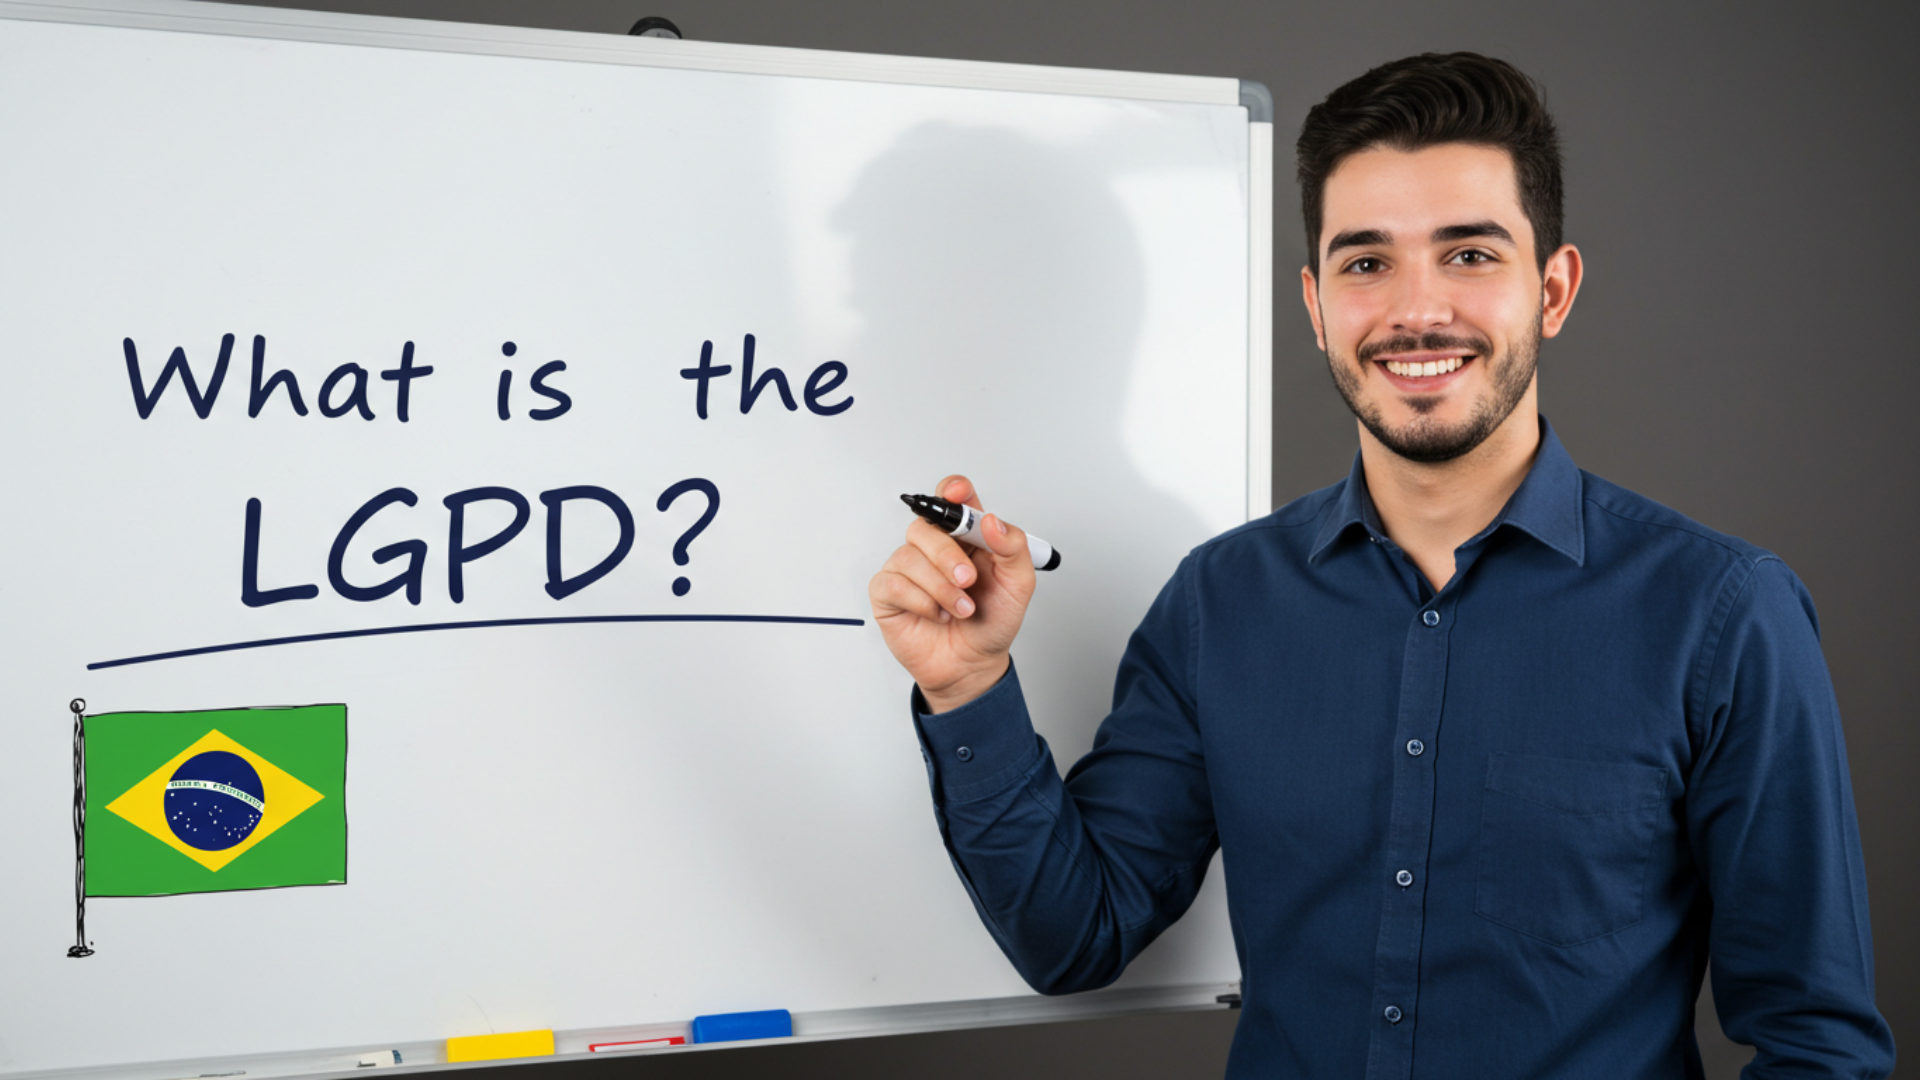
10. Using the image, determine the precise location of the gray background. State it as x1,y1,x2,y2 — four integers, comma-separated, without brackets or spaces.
204,1,1914,1076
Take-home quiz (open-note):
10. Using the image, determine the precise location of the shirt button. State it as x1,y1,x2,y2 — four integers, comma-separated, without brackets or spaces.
955,746,973,762
1406,739,1425,756
1422,609,1440,627
1384,1005,1403,1024
1396,869,1414,887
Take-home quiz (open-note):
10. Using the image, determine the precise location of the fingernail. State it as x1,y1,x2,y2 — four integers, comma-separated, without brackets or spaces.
938,609,950,623
954,564,971,585
956,595,974,617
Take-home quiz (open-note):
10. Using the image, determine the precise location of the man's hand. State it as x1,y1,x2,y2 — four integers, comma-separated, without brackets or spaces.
869,475,1037,713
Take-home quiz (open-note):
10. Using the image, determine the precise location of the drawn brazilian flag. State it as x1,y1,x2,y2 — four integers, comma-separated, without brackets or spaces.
83,705,346,896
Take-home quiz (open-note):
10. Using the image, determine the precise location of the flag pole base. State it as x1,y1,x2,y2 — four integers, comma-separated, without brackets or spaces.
67,945,93,958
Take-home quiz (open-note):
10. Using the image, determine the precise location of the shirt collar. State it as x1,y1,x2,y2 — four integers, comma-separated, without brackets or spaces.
1308,417,1586,567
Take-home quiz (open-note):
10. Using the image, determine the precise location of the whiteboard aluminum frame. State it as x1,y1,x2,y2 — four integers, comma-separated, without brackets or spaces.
0,0,1274,1072
11,983,1240,1079
0,0,1239,105
1247,116,1275,518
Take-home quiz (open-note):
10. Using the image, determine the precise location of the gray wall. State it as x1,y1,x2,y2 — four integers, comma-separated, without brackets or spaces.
210,2,1917,1076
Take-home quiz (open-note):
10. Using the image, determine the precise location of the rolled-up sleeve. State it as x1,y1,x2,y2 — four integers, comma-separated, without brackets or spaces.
910,559,1219,995
1687,557,1895,1076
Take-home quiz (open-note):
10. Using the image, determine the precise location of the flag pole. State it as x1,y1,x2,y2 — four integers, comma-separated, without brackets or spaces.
68,698,93,958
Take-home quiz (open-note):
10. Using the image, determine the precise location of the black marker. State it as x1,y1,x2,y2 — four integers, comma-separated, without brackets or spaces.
901,494,1061,571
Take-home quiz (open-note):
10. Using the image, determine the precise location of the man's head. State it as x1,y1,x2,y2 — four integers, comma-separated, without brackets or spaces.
1297,53,1581,465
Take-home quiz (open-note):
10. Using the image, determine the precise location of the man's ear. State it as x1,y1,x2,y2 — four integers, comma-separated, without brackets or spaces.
1540,243,1583,339
1300,265,1327,352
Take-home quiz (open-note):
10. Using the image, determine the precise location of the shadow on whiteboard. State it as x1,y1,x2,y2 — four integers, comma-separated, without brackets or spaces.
834,122,1236,990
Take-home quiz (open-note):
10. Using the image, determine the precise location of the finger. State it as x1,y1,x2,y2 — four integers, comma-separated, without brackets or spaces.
884,541,978,618
906,517,978,589
870,566,954,623
935,474,984,512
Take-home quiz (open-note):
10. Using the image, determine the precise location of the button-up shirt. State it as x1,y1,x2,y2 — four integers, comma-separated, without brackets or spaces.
912,422,1893,1078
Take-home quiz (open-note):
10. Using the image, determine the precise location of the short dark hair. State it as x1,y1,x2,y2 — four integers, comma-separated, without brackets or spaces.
1297,52,1563,273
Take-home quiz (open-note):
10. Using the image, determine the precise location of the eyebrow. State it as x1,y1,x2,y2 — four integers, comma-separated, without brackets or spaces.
1431,220,1515,245
1323,228,1390,258
1323,220,1518,258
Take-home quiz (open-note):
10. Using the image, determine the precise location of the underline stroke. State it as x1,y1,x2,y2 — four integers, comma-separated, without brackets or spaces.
87,613,867,670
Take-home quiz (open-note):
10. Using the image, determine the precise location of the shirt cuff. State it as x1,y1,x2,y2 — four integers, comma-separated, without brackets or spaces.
910,660,1043,802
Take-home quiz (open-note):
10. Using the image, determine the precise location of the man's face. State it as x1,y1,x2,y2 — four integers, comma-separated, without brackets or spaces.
1303,143,1573,464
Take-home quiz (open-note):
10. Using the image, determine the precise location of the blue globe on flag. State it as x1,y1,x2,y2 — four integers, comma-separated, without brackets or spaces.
164,751,265,851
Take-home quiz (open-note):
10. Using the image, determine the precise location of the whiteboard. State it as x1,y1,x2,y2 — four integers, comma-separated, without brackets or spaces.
0,1,1271,1074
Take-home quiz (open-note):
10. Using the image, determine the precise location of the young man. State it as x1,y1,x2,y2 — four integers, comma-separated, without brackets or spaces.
869,53,1893,1078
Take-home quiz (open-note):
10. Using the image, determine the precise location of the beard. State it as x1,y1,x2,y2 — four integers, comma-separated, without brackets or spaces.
1325,315,1540,464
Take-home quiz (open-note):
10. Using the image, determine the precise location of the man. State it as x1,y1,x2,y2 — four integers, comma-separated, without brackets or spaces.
869,53,1894,1078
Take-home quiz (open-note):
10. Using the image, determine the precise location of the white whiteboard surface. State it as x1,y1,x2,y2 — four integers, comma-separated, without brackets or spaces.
0,2,1269,1075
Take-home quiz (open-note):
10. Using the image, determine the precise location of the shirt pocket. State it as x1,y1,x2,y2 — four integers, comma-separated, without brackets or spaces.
1473,753,1668,946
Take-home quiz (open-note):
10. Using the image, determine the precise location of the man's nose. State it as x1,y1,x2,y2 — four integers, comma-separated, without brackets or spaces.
1388,261,1453,332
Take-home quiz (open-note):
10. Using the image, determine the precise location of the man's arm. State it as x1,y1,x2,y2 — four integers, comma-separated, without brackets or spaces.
871,476,1218,992
1686,557,1895,1076
912,567,1217,993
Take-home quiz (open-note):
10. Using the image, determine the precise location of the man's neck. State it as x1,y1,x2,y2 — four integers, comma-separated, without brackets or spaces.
1359,391,1542,593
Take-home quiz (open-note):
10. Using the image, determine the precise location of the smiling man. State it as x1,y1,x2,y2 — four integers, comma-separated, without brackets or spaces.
871,53,1894,1078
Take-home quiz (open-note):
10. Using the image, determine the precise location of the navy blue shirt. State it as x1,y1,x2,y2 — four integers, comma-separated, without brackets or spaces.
913,423,1893,1079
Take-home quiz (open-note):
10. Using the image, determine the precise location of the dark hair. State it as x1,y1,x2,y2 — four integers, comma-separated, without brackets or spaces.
1296,52,1563,273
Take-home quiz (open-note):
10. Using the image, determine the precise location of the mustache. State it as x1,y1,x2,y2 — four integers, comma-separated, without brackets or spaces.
1356,333,1492,363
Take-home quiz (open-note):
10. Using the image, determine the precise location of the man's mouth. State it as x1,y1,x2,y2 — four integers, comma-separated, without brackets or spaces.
1378,354,1471,379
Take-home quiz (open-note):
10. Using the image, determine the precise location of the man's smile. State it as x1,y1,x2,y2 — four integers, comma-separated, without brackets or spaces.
1372,350,1477,393
1380,353,1470,377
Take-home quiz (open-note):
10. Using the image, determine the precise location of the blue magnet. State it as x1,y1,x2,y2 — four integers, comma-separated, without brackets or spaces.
690,1009,792,1044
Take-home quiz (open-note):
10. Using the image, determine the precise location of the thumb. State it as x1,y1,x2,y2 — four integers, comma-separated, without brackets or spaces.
979,514,1033,570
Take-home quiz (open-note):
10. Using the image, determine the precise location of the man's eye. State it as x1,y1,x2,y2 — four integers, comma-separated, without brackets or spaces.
1452,250,1493,266
1346,257,1384,274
